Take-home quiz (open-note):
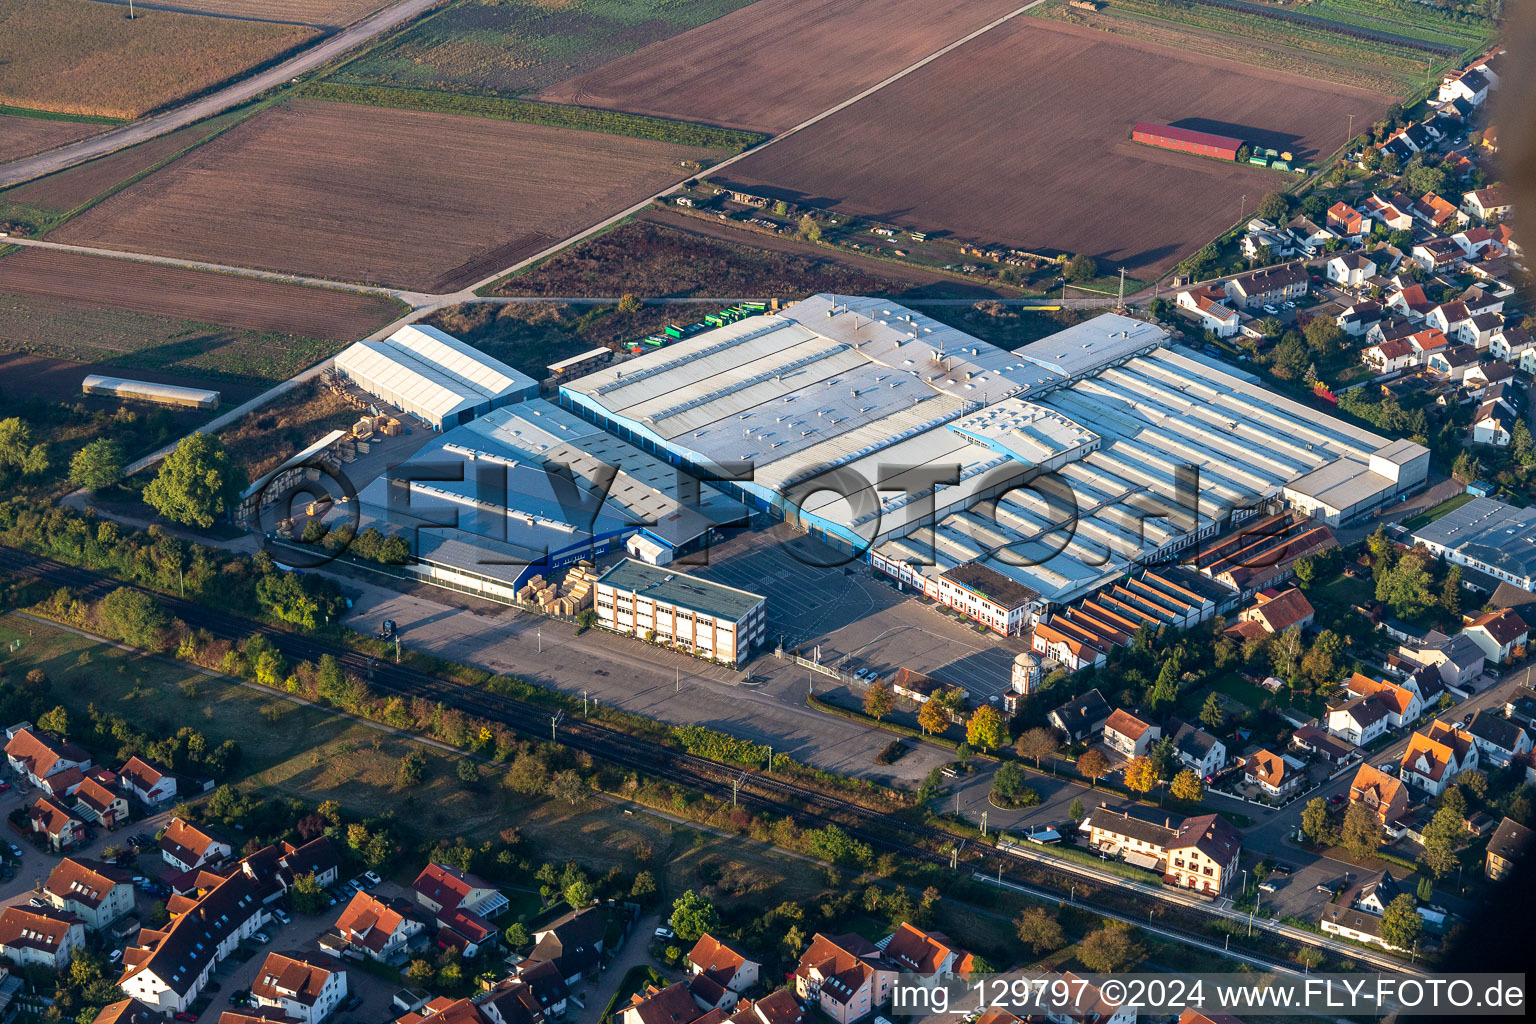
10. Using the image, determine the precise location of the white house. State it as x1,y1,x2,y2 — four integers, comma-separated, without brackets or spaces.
1327,695,1390,746
118,872,270,1013
250,952,348,1024
118,757,176,807
1326,252,1377,289
159,818,232,873
1169,720,1226,778
1465,711,1532,768
1401,723,1478,796
1175,287,1240,337
44,858,135,931
1473,401,1515,447
1103,709,1159,759
4,729,91,789
0,907,85,969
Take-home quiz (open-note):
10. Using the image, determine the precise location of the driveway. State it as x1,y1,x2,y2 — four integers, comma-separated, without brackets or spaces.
574,912,666,1024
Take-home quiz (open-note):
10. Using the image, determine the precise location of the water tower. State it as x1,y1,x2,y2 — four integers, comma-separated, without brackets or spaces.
1005,652,1041,714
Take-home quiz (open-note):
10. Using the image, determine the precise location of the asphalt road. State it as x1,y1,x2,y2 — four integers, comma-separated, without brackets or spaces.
0,0,444,189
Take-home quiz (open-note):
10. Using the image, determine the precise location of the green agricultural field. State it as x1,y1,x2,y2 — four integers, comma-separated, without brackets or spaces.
333,0,758,98
1308,0,1496,55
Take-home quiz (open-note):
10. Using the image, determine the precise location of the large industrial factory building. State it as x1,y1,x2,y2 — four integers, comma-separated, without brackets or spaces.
560,295,1429,629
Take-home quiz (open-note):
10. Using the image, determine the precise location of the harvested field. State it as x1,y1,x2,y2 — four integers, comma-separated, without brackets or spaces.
335,0,758,98
0,115,106,166
539,0,1029,134
713,18,1391,274
496,208,1008,299
0,0,319,119
0,108,250,221
113,0,389,25
0,290,355,389
0,248,404,339
53,100,724,290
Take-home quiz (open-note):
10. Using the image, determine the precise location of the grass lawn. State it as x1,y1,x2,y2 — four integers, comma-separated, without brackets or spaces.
1400,492,1476,532
0,616,536,841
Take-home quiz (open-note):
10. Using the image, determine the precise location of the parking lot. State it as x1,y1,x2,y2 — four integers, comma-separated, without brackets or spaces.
693,522,1029,696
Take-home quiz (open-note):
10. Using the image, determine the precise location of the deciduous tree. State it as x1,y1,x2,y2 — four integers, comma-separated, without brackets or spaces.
1077,923,1142,972
1016,727,1058,768
670,890,719,942
863,679,894,721
1077,749,1110,788
1170,769,1204,802
1380,893,1423,951
966,705,1007,751
144,433,242,528
1341,800,1382,858
1124,756,1157,795
1014,906,1065,954
69,438,124,492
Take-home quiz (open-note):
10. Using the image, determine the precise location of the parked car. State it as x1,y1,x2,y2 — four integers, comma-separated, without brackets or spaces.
1328,794,1345,805
0,782,10,793
28,897,45,908
1316,883,1334,895
174,1012,197,1022
255,932,271,944
341,995,363,1012
1258,881,1278,893
109,950,122,964
272,908,291,925
1376,763,1396,775
8,844,22,858
1271,863,1293,876
654,926,675,940
362,871,382,887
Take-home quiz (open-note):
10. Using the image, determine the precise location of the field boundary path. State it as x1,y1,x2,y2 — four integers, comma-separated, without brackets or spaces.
0,0,443,189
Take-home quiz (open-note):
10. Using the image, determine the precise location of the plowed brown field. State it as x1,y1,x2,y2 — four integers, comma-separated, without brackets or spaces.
710,18,1391,274
539,0,1030,134
0,247,403,339
52,100,722,291
0,115,105,166
128,0,387,25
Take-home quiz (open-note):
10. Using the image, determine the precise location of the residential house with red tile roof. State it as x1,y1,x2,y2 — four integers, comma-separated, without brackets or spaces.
118,756,176,807
91,999,165,1024
74,777,129,828
793,933,897,1024
1462,609,1528,664
0,906,85,968
4,728,91,788
1349,764,1408,828
620,983,714,1024
1361,337,1415,373
28,795,88,851
411,863,507,957
687,935,759,1012
1463,186,1511,221
1414,192,1462,229
1343,673,1422,728
1464,710,1532,768
1175,286,1240,337
44,858,134,930
250,952,348,1024
1238,587,1315,635
1326,201,1365,238
396,997,493,1024
330,891,423,963
880,922,973,975
1242,749,1299,799
1401,722,1478,796
725,991,803,1024
160,818,232,873
1103,709,1159,759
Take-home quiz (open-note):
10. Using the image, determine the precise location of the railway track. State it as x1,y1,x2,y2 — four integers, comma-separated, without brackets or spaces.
0,545,1418,974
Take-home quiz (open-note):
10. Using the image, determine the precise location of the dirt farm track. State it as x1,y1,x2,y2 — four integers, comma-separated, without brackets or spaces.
540,0,1031,134
49,100,723,292
713,18,1393,274
0,247,403,339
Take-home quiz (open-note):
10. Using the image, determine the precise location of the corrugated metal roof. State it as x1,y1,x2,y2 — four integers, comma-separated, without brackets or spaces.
334,325,535,423
82,375,220,404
